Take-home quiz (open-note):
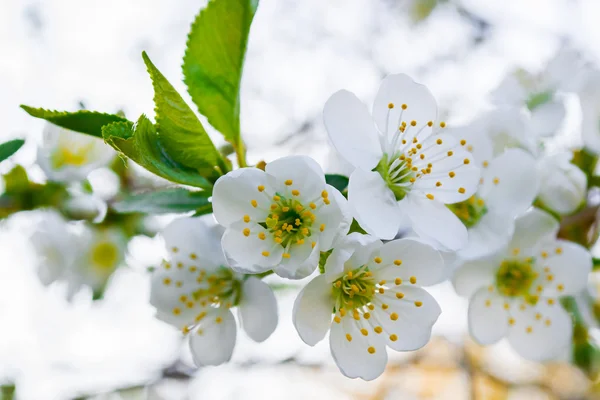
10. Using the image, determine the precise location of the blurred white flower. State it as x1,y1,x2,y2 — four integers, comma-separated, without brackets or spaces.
453,208,592,361
150,216,278,366
37,122,115,183
293,233,444,380
323,74,480,249
578,69,600,155
448,148,538,259
212,155,352,279
31,211,126,298
537,153,587,215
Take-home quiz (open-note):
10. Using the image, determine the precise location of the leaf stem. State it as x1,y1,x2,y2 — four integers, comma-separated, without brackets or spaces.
235,140,247,168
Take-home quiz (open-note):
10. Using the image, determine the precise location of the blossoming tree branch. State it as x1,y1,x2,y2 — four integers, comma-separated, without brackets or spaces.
6,0,600,381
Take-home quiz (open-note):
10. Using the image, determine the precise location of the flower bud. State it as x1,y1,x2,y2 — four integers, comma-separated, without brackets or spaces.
537,153,587,214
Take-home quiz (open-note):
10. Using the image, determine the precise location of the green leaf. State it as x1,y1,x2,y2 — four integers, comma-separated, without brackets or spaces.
112,188,211,214
0,139,24,162
142,51,226,179
593,258,600,271
526,91,552,111
102,116,213,190
182,0,258,146
20,106,131,138
325,174,349,193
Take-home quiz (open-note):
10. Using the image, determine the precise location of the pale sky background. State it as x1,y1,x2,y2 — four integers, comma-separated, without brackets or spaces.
1,0,600,399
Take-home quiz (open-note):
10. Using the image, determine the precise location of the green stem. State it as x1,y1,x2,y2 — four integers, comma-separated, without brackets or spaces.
235,140,247,168
254,270,274,279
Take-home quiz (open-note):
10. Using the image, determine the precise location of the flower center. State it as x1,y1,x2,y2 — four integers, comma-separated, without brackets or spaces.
447,195,487,228
375,153,417,201
263,193,316,248
90,241,119,271
192,267,241,308
495,258,538,299
51,146,92,168
332,266,376,311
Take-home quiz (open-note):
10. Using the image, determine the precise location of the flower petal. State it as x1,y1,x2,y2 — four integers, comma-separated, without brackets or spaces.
404,193,468,251
292,274,334,346
508,208,559,252
529,99,565,137
189,308,237,366
507,301,572,361
274,239,320,279
537,240,592,296
372,74,437,143
373,238,445,286
330,316,388,380
458,210,514,260
468,288,509,345
316,184,353,250
479,149,538,218
238,277,278,342
324,233,382,281
323,90,383,171
348,169,403,240
265,155,326,200
212,168,273,227
221,228,283,274
444,123,494,168
452,256,499,298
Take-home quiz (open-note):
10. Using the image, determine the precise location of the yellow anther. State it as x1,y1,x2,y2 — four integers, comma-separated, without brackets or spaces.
171,246,179,253
175,281,183,288
282,253,291,259
320,224,325,232
503,303,510,310
173,308,181,315
458,187,465,194
182,326,190,334
526,326,533,334
382,304,389,310
389,334,398,342
262,251,270,257
360,328,369,336
270,204,278,211
378,288,385,294
312,242,316,249
215,317,223,324
395,278,402,285
390,312,398,321
189,266,197,272
545,319,551,326
449,171,456,178
243,228,251,237
309,202,317,210
409,276,417,284
508,318,515,326
556,247,562,254
334,316,341,323
436,138,443,145
447,151,453,156
258,232,266,240
547,298,555,305
346,333,352,342
535,313,542,320
323,198,331,205
367,346,376,354
463,158,470,165
396,292,404,299
388,102,394,109
177,262,183,269
321,190,328,198
557,284,564,292
401,104,408,110
163,278,171,285
512,248,520,256
394,259,402,266
374,257,382,264
427,121,433,127
410,120,417,126
485,299,491,307
186,301,194,308
179,295,188,303
164,263,171,270
541,251,548,258
436,181,442,187
275,237,283,244
251,199,258,208
460,139,466,146
440,121,446,128
426,194,434,200
285,179,293,186
257,185,265,192
493,177,500,185
272,195,280,201
291,189,300,196
243,215,250,224
414,301,423,307
281,206,289,212
374,326,383,334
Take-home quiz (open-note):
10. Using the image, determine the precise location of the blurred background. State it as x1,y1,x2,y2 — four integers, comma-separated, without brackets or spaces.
2,0,600,398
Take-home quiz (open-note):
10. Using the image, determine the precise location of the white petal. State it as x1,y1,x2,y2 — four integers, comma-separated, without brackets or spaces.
221,228,283,274
373,238,445,286
404,193,468,251
189,308,237,366
238,277,278,342
507,301,572,361
162,215,225,270
529,100,565,137
480,149,538,218
537,240,592,296
265,155,326,200
330,316,388,380
324,233,382,281
323,90,383,170
458,210,514,260
274,240,320,279
292,275,334,346
452,256,499,298
580,90,600,154
212,168,273,227
316,184,353,250
375,286,441,351
372,74,437,142
468,288,508,345
508,208,559,252
348,169,402,240
444,123,494,168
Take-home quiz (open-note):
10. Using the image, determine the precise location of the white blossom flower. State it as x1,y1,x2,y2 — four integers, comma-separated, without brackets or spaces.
453,208,592,361
448,148,538,259
31,212,127,298
293,233,444,380
537,153,587,215
212,155,352,279
37,122,115,183
323,74,480,249
150,216,278,366
577,69,600,154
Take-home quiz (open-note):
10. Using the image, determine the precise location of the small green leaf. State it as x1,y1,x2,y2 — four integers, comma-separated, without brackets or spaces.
0,139,25,162
102,116,213,190
182,0,258,146
593,258,600,271
113,188,211,214
20,106,131,138
526,91,553,111
142,51,226,179
325,174,349,193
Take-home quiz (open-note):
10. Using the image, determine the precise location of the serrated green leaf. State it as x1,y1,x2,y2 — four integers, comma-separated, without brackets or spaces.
102,116,213,190
20,106,131,138
142,52,226,180
325,174,349,194
182,0,258,146
0,139,25,162
112,188,211,214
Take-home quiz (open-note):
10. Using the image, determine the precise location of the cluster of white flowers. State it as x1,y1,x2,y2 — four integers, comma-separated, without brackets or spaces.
144,69,594,380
